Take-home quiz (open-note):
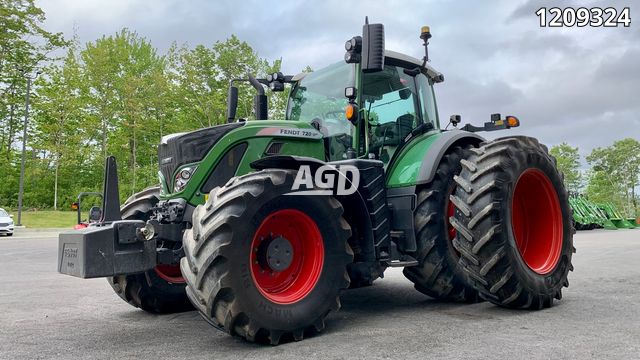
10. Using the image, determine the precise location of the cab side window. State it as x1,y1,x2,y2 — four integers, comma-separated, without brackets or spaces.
416,74,439,128
363,65,419,163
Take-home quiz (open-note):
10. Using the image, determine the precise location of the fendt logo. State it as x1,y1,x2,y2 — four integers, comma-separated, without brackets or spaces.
289,165,360,196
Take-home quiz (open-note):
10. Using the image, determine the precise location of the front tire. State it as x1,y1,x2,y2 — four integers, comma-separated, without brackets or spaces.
450,137,575,309
107,187,192,313
181,170,352,344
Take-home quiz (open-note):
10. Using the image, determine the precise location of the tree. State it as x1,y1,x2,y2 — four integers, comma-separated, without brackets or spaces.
32,47,85,209
587,138,640,216
585,170,624,206
80,29,168,197
0,1,322,209
0,0,66,161
167,35,286,128
550,143,582,192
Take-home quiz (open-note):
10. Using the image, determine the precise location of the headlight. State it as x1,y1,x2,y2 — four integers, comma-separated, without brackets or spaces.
174,166,197,193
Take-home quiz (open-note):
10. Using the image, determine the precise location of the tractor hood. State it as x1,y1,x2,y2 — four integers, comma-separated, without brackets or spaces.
157,120,325,201
158,122,245,193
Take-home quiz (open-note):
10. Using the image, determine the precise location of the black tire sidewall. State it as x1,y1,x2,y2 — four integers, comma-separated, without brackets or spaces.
502,148,572,295
225,193,349,330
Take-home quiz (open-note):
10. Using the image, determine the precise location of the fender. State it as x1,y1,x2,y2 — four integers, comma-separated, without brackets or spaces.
386,130,485,188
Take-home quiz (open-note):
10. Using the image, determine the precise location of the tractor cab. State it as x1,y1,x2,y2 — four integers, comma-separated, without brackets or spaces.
359,52,441,163
286,23,444,166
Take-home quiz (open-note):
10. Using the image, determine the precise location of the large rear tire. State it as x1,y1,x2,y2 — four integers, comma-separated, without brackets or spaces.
181,169,352,344
450,137,575,309
107,187,193,313
403,145,480,302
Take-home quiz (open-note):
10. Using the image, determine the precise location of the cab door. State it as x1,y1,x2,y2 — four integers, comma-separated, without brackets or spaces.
362,64,423,164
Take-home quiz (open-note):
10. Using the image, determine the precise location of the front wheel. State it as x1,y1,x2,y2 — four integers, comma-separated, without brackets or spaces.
181,170,352,344
450,137,575,309
107,186,192,313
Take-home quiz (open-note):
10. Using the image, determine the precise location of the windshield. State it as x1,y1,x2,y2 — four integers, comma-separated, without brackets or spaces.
286,62,354,136
287,62,355,161
0,209,8,217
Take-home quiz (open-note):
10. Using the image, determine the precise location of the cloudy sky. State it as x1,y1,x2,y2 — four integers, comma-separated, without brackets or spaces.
38,0,639,163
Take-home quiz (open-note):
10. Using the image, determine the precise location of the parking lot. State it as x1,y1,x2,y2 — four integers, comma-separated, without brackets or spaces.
1,228,638,359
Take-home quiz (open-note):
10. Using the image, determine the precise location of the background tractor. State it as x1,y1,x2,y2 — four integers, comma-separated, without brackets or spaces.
58,20,575,344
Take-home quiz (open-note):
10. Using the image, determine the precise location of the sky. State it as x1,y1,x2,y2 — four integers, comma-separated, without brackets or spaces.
38,0,639,164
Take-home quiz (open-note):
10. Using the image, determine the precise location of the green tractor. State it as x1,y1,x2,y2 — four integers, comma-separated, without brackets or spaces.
58,21,575,344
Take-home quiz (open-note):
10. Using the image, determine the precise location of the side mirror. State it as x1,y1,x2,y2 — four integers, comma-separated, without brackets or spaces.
226,86,239,123
362,22,385,73
9,214,13,218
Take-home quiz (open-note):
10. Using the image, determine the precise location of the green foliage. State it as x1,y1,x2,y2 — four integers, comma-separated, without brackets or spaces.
1,0,65,160
0,0,66,75
549,143,582,192
0,4,295,209
586,138,640,217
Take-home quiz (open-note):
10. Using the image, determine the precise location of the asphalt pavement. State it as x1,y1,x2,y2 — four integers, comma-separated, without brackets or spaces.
0,228,638,359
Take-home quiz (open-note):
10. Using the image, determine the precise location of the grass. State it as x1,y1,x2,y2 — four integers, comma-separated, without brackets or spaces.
9,210,77,229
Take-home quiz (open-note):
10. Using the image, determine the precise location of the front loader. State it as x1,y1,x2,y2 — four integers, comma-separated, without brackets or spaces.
58,20,575,344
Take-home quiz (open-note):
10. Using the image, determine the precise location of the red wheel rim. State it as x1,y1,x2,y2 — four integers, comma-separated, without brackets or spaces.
154,264,185,283
446,198,457,241
249,209,324,304
511,169,563,275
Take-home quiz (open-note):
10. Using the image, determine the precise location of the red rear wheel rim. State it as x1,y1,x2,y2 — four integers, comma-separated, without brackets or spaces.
511,169,563,275
447,198,457,241
154,264,185,283
250,209,324,304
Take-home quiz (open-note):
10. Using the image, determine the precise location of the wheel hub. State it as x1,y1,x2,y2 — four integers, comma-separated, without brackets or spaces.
249,209,324,304
257,235,294,272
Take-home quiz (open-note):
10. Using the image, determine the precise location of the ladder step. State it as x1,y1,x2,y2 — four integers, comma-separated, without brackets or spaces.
384,255,418,267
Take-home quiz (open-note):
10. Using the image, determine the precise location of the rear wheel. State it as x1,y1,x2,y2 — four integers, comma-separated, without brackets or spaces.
403,145,480,302
450,137,575,309
181,170,352,344
107,187,192,313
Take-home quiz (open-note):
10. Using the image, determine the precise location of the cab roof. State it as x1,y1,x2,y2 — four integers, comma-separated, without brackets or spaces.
385,50,444,83
292,50,444,83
